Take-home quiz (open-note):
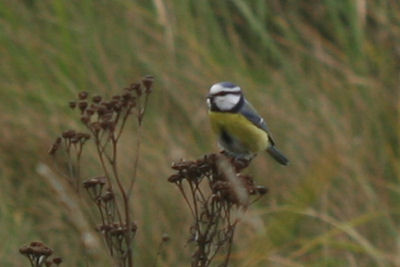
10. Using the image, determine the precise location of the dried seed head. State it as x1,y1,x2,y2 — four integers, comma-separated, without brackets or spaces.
142,75,154,94
130,83,140,92
106,222,137,235
169,153,262,204
168,174,183,183
101,190,114,202
237,174,256,194
86,108,95,116
53,257,62,264
171,160,191,171
19,241,54,258
104,101,115,110
255,185,268,195
19,245,31,255
30,241,43,247
113,103,122,112
110,226,126,237
100,112,112,122
78,101,88,113
81,116,90,124
213,181,230,192
62,130,76,139
90,122,101,133
69,101,76,109
96,224,111,233
97,106,107,116
130,222,138,232
122,92,132,101
37,247,53,257
83,176,107,200
212,180,242,204
83,176,107,189
78,91,88,100
162,233,170,242
92,95,102,103
71,132,90,143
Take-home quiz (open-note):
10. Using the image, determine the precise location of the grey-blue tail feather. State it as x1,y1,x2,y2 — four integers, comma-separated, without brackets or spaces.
267,146,289,165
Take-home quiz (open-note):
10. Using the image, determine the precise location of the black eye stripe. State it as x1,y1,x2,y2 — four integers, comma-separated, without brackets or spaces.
212,91,241,97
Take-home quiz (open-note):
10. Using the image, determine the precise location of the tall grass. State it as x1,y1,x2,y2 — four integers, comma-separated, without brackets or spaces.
1,0,399,266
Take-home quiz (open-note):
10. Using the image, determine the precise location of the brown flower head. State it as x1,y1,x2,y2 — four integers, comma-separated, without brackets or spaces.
142,75,154,94
92,95,102,103
78,91,88,100
53,257,63,265
62,130,76,139
69,101,76,109
78,101,88,113
83,176,107,200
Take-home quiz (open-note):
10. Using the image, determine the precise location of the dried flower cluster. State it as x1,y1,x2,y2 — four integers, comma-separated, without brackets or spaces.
48,129,90,191
83,175,138,263
47,76,154,267
33,75,263,267
168,153,267,267
19,242,62,267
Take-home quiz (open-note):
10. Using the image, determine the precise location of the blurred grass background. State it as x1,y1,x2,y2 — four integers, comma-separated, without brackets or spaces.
1,0,399,266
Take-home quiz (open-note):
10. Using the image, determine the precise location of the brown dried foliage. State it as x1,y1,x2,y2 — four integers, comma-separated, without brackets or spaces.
47,76,154,267
19,242,62,267
168,153,267,267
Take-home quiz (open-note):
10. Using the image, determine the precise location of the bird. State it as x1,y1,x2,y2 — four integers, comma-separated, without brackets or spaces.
206,81,288,165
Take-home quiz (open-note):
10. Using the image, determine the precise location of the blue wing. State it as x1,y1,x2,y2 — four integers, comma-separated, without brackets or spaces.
239,100,275,145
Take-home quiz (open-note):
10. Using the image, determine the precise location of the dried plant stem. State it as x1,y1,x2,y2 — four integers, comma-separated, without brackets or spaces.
75,144,83,193
127,127,142,198
48,77,155,267
108,133,134,267
94,137,113,189
222,223,237,267
116,105,134,140
168,153,267,267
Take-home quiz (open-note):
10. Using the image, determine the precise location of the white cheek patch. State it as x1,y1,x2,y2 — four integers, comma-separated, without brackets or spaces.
210,83,241,95
214,94,241,111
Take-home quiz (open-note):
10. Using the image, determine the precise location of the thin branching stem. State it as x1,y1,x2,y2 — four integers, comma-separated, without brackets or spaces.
47,79,155,267
127,123,142,198
168,154,267,267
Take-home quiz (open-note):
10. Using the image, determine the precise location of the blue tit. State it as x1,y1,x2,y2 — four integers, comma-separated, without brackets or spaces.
206,82,288,165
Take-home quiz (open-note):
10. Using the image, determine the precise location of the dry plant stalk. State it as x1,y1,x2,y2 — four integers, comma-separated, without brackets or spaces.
19,241,62,267
48,76,154,267
168,153,267,267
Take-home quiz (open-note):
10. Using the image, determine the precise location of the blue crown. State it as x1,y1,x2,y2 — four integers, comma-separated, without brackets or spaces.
219,82,237,88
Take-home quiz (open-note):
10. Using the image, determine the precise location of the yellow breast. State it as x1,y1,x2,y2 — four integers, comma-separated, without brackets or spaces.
208,111,269,153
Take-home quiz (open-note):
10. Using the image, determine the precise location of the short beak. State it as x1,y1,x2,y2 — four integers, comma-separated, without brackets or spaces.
206,93,212,99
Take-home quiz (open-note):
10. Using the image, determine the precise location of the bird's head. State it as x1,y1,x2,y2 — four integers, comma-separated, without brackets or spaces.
207,82,243,112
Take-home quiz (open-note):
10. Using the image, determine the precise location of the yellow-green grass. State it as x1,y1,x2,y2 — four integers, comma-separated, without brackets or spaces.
1,0,399,266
